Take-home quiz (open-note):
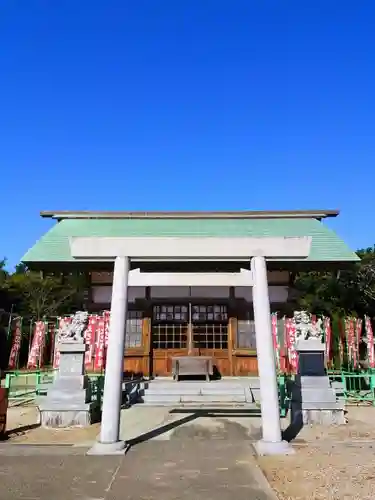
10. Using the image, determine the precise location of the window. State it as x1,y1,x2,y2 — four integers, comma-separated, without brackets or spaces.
153,304,188,322
236,320,256,349
236,317,285,350
152,305,188,349
125,310,143,348
191,304,227,322
151,303,229,350
192,304,228,349
193,324,228,349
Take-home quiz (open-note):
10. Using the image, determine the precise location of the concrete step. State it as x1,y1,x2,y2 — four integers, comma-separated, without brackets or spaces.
145,381,248,391
140,378,261,406
144,386,246,395
137,401,259,409
142,393,248,404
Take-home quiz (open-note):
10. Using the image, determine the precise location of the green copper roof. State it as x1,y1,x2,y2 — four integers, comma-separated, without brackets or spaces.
21,217,359,263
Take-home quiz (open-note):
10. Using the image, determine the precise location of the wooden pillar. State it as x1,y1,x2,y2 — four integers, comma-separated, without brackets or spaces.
143,287,152,376
228,317,237,376
187,302,193,355
142,317,151,376
187,325,194,355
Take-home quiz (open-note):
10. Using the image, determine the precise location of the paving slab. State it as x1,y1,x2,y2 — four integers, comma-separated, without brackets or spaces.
0,454,122,499
0,441,276,500
111,440,275,500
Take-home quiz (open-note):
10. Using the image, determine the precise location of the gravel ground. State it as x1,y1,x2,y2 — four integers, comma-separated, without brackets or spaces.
259,442,375,500
259,407,375,500
9,423,100,445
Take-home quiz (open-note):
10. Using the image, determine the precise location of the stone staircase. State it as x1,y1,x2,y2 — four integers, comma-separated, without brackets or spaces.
33,374,345,409
138,376,345,408
138,377,261,407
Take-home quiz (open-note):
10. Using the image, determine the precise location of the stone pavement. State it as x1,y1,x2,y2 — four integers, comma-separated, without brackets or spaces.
119,406,264,444
0,440,276,500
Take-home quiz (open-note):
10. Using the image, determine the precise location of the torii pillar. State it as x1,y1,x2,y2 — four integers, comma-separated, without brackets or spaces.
251,255,294,455
88,256,130,454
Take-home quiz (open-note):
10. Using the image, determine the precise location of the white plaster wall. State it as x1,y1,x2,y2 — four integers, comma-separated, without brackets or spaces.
190,286,230,298
150,286,190,299
92,286,145,303
150,286,230,298
235,286,289,303
91,270,289,285
91,285,289,304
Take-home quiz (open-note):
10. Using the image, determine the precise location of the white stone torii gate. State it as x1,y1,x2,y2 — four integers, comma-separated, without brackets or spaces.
69,236,311,456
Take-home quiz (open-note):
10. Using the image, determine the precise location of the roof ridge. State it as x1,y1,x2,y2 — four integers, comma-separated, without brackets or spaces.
40,209,339,220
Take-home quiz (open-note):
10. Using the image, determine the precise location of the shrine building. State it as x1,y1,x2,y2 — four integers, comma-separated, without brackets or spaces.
22,209,358,378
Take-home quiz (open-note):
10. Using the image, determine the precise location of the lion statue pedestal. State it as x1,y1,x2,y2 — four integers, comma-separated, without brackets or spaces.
290,311,345,426
39,312,98,428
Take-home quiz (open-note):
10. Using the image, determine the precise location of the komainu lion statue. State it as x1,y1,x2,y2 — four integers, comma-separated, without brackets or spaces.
294,310,323,341
58,311,89,342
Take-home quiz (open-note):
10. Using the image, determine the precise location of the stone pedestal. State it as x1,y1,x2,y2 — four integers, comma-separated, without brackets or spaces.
39,341,97,428
291,338,345,425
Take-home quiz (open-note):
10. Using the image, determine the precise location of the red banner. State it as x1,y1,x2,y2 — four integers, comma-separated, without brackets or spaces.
285,317,298,373
104,310,111,348
84,315,98,370
338,318,345,367
27,321,46,369
8,318,22,370
355,318,363,369
94,315,106,371
271,313,279,370
365,316,375,368
53,317,72,368
324,317,332,365
48,322,57,366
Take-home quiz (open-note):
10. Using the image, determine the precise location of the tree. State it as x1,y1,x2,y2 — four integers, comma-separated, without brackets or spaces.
5,271,86,319
0,258,12,315
0,258,8,283
293,246,375,318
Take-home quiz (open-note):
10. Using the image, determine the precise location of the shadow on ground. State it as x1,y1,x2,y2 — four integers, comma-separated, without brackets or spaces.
126,408,262,449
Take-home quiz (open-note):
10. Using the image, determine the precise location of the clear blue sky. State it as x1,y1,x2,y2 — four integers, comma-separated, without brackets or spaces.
1,1,374,268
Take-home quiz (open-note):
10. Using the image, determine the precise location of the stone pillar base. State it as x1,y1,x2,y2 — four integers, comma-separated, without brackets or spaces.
38,339,99,429
293,338,345,428
254,439,295,456
40,403,96,428
87,440,127,456
302,408,346,426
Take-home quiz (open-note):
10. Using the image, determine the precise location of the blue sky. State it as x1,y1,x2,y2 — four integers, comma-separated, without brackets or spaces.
1,1,374,268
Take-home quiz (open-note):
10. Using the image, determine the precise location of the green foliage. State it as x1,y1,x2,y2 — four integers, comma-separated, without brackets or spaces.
293,246,375,318
0,264,87,320
0,258,9,284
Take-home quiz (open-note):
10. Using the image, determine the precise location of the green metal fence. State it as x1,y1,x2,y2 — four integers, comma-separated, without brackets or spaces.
328,369,375,406
278,374,292,417
1,370,141,408
1,370,105,404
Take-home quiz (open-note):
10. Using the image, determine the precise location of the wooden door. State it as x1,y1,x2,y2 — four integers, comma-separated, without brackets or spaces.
191,304,231,376
150,304,189,376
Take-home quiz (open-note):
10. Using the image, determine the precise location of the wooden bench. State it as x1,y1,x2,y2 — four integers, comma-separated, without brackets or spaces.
172,356,213,381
